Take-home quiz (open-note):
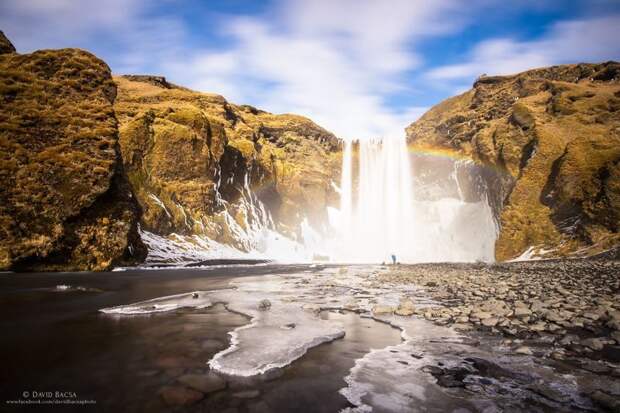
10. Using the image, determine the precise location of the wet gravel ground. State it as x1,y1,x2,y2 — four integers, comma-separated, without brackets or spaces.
377,258,620,411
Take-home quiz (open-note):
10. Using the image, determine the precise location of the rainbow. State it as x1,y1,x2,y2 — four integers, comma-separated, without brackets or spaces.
406,144,474,162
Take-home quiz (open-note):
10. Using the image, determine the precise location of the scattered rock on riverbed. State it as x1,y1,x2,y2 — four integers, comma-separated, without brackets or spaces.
379,259,620,355
378,258,620,410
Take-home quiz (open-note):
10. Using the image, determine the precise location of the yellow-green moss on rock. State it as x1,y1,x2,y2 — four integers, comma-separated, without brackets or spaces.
406,62,620,260
114,75,340,248
0,39,146,271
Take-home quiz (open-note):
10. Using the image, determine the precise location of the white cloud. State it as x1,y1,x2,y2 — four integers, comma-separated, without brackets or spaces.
427,15,620,82
5,1,617,140
163,0,472,140
0,0,146,51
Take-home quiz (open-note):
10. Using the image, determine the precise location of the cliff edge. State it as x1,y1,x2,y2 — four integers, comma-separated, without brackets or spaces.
406,62,620,260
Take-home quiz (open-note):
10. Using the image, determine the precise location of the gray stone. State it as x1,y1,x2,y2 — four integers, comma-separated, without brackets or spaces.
543,310,564,323
529,321,547,332
514,346,533,355
590,390,620,412
514,307,532,318
581,338,605,351
481,317,499,327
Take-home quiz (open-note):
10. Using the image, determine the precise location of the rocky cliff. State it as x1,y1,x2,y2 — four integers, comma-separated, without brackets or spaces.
0,32,146,271
406,62,620,260
113,76,340,260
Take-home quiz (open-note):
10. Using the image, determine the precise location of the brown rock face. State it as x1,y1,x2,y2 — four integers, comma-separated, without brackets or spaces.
406,62,620,260
0,30,16,55
114,75,340,251
0,46,146,271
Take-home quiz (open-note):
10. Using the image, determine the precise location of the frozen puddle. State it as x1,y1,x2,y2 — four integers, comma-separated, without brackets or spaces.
100,267,594,412
100,291,214,314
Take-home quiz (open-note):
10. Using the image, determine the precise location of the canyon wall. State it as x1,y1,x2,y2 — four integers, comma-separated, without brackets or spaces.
114,76,340,260
0,32,340,270
3,27,618,269
406,62,620,260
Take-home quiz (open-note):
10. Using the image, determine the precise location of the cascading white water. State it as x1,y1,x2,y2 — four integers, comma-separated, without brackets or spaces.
336,136,416,262
331,136,497,263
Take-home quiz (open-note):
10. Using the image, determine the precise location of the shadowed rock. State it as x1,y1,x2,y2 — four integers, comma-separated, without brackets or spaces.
0,30,16,54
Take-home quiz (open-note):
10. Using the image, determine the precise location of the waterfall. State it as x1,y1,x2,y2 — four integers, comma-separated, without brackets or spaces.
332,136,497,263
335,135,416,262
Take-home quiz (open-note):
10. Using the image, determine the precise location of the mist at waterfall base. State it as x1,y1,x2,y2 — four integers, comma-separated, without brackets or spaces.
139,136,498,265
322,136,498,263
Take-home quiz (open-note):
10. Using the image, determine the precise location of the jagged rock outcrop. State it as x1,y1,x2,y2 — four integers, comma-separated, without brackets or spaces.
0,30,16,55
114,75,340,253
0,37,146,271
406,62,620,260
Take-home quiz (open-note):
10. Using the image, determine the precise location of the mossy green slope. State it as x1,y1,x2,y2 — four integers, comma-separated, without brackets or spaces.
406,62,620,260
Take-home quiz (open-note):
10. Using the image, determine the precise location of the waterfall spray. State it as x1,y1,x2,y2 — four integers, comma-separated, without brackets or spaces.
332,136,497,263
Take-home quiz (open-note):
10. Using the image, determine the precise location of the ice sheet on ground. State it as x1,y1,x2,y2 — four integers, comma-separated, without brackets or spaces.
99,266,413,377
100,291,213,315
340,312,599,412
99,265,596,412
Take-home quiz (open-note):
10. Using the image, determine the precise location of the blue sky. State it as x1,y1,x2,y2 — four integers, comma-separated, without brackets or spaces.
2,0,620,139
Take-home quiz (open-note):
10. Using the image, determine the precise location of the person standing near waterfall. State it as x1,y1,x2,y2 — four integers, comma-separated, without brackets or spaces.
391,254,397,265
